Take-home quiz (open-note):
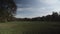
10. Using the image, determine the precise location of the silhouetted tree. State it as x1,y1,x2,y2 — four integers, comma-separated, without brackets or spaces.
0,0,17,22
51,12,59,21
45,15,52,21
32,17,41,21
31,12,60,22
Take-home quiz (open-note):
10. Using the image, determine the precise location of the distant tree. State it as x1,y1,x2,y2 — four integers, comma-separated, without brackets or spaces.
52,12,58,21
32,17,41,21
52,12,58,16
31,12,60,22
45,15,52,21
0,0,17,22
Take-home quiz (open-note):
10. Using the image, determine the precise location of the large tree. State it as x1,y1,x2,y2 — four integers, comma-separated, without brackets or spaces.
0,0,17,22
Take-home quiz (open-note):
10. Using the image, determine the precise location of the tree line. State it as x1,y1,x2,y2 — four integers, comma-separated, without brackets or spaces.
31,12,60,22
16,12,60,22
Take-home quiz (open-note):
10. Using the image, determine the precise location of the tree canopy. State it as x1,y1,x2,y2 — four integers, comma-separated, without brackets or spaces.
0,0,17,22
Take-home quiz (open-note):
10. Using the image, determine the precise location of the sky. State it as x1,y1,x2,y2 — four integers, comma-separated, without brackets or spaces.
15,0,60,18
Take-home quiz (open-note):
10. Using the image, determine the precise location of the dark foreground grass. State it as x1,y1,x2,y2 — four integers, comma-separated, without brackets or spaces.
0,21,60,34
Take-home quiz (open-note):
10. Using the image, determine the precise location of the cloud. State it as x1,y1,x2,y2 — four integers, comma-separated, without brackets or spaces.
15,0,60,18
17,7,34,12
39,0,58,5
16,7,53,18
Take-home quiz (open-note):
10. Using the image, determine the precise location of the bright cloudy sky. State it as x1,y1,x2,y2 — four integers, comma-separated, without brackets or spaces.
15,0,60,18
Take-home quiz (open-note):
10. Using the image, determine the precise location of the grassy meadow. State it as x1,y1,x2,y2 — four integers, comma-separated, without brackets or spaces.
0,21,60,34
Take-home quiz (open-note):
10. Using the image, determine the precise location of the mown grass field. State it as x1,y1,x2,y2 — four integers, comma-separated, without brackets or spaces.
0,21,60,34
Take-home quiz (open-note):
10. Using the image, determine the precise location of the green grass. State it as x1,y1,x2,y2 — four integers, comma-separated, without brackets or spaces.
0,21,60,34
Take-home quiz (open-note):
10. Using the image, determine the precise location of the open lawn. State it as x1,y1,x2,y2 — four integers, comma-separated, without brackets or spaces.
0,21,60,34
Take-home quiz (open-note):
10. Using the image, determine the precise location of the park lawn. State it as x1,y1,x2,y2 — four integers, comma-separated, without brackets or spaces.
0,21,59,34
